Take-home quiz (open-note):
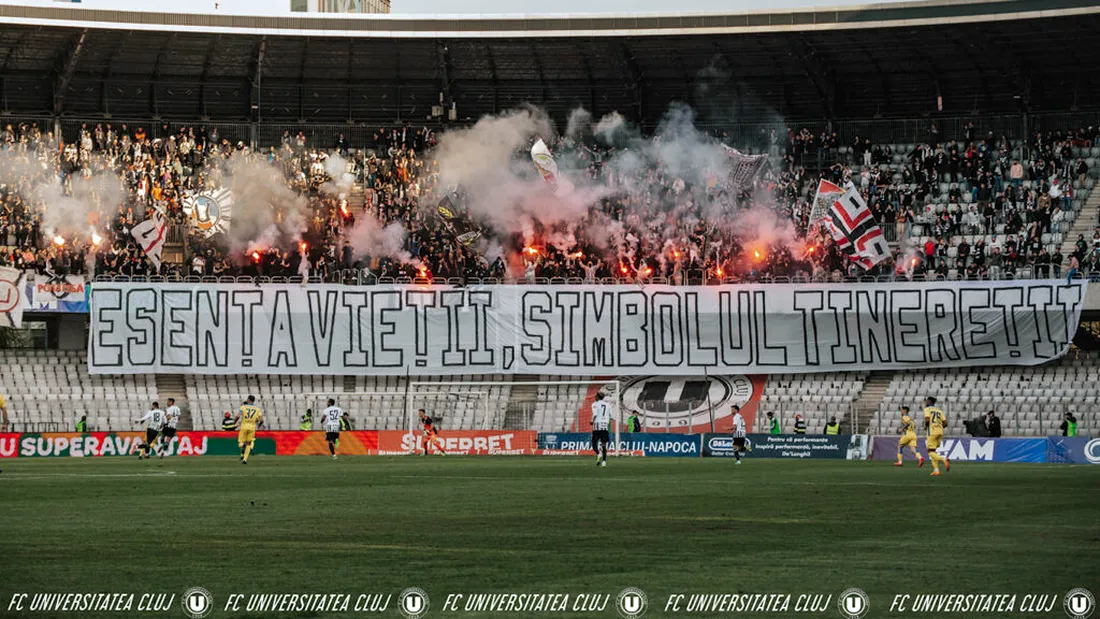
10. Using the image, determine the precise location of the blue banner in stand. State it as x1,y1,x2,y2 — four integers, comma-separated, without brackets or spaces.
536,433,700,457
24,279,90,313
1046,437,1100,464
702,433,862,459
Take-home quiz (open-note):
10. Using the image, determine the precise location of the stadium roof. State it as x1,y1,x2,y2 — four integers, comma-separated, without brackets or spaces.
1,0,1098,126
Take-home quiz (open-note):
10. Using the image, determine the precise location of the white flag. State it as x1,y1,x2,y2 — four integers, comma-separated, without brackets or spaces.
0,266,26,329
530,139,574,196
131,209,168,269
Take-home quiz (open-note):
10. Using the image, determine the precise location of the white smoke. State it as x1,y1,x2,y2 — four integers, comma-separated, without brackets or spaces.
345,216,416,264
565,108,592,141
322,153,354,196
422,101,800,273
0,148,124,243
219,153,310,255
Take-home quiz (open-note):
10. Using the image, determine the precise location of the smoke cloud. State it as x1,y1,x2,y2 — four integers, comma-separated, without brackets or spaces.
219,153,310,255
345,216,420,266
423,100,798,273
0,147,125,244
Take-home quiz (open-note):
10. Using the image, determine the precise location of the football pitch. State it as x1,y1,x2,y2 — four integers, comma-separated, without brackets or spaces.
0,456,1097,619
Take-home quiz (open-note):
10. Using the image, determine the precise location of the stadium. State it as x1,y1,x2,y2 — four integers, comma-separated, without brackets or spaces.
0,0,1098,618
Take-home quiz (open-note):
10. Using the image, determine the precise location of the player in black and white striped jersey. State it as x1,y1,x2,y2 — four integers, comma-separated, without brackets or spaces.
730,405,750,464
591,392,614,467
134,403,166,460
321,399,343,460
160,398,181,459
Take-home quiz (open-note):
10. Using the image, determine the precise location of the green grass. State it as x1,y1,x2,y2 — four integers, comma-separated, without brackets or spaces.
0,456,1098,619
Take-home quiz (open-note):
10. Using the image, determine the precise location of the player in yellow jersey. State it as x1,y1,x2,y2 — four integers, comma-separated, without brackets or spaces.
235,395,265,465
923,396,951,476
894,406,925,467
0,391,8,432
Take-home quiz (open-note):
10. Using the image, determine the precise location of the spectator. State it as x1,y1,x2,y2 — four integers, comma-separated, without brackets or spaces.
793,414,807,434
766,412,780,435
984,411,1002,437
626,411,641,433
1059,412,1078,437
1009,160,1025,187
989,247,1003,280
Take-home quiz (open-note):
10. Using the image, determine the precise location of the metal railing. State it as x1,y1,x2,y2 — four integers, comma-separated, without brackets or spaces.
3,110,1099,153
88,269,1099,287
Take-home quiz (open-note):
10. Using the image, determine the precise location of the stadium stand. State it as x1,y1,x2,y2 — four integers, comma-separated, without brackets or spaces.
2,3,1100,285
757,372,866,432
183,373,514,431
2,121,1097,284
0,349,156,432
876,357,1098,438
1,343,1089,438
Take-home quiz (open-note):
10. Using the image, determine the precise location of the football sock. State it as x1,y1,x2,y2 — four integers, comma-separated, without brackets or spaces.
930,452,941,471
329,442,335,456
243,442,253,462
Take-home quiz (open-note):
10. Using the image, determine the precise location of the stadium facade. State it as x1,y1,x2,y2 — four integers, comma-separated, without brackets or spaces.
290,0,391,15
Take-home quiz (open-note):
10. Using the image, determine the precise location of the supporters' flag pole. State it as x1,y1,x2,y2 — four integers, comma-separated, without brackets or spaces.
704,366,716,434
810,179,844,224
402,365,413,453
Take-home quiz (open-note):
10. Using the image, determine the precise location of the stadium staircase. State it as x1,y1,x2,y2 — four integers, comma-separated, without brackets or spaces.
163,224,187,268
349,184,366,212
1059,187,1100,262
502,377,542,429
156,374,192,430
852,371,892,434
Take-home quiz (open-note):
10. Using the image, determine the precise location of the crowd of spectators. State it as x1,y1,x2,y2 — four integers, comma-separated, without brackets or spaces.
787,122,1097,279
0,118,1095,282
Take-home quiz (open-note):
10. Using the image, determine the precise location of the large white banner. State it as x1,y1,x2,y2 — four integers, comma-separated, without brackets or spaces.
88,280,1087,376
